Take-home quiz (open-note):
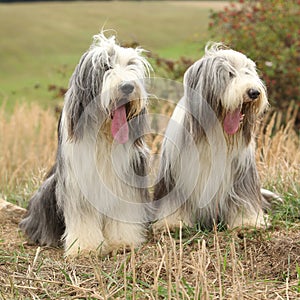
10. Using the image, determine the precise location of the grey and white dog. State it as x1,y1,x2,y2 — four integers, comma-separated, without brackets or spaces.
20,33,152,256
153,43,270,231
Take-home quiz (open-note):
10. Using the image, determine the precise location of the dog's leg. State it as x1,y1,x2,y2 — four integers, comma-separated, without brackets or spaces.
152,207,194,234
226,161,269,229
19,170,65,247
153,181,194,234
153,156,194,233
63,208,107,256
103,219,146,253
228,207,268,229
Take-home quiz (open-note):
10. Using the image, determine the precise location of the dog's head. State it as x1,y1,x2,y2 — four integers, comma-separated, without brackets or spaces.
184,43,268,143
65,32,151,143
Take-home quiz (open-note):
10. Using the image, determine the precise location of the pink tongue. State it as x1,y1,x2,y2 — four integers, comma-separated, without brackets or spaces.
111,105,129,144
223,108,242,135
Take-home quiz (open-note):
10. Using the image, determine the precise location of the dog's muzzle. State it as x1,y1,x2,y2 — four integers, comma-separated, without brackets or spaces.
223,88,261,135
110,82,138,144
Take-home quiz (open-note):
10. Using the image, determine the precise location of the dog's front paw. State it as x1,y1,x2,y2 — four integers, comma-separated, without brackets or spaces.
229,210,270,229
152,215,193,235
152,219,170,235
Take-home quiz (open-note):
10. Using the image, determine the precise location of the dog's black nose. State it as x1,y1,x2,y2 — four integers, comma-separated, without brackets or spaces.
121,83,134,95
247,88,260,100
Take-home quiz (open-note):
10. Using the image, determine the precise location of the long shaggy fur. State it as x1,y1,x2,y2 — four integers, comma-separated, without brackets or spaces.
154,43,269,231
20,33,152,256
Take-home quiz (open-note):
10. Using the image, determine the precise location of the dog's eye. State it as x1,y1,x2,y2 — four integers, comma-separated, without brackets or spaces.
127,59,136,66
229,72,235,78
103,64,111,72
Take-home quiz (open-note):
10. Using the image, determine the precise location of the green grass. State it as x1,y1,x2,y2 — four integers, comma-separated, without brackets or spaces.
270,187,300,229
0,1,221,109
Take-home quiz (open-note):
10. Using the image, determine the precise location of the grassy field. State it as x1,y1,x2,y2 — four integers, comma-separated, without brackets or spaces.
0,1,300,299
0,1,226,109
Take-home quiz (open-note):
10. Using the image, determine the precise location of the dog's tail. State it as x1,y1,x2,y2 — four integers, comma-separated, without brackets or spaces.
19,165,65,247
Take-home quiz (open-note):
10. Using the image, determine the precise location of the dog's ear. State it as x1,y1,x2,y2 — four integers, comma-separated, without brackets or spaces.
184,59,204,96
183,57,229,140
183,60,203,140
65,51,105,141
184,60,213,140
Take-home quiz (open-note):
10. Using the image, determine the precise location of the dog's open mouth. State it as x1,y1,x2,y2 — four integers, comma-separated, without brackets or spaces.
223,106,245,135
111,102,129,144
110,96,142,144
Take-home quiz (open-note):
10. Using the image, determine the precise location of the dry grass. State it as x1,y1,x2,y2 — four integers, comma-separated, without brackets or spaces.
1,218,300,299
2,102,298,201
0,103,299,299
0,103,57,205
256,102,300,194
